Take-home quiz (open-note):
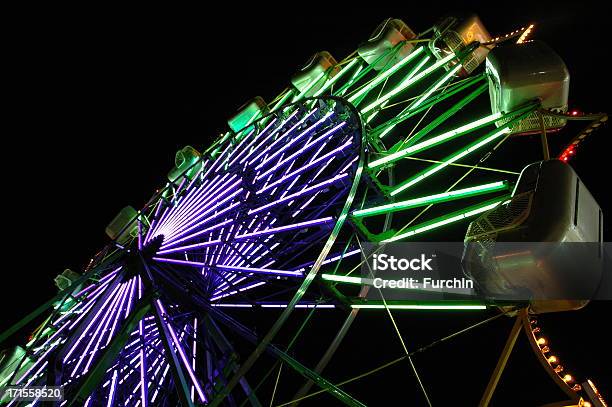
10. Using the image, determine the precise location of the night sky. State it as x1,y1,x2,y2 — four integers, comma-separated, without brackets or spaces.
3,1,611,405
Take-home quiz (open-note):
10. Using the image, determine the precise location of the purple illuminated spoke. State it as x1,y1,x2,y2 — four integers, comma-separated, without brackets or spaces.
123,277,137,319
160,201,239,247
151,363,171,403
257,140,352,195
255,111,334,171
107,280,130,335
228,117,278,167
224,127,256,164
239,109,300,165
68,286,125,375
156,239,221,256
137,277,148,407
155,212,301,256
153,172,226,237
152,257,208,267
155,300,207,403
216,265,302,277
210,281,266,301
190,317,198,402
160,218,233,249
202,140,235,179
249,173,348,215
211,302,334,308
215,236,274,277
158,184,243,243
165,172,235,228
62,280,125,364
144,197,166,243
255,121,347,181
72,267,121,299
155,174,239,239
247,108,318,166
76,282,130,376
107,370,118,407
235,216,334,241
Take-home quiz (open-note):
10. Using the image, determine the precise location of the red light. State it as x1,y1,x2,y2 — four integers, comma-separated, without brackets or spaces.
571,110,579,116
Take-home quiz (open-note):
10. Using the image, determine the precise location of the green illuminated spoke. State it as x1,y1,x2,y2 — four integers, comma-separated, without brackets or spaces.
333,40,406,96
369,62,463,140
369,112,504,170
321,274,366,284
383,197,508,243
370,73,486,139
365,55,432,132
335,64,363,96
408,64,462,110
389,106,537,197
270,90,294,113
352,181,509,218
396,82,488,151
347,47,425,103
360,51,459,115
313,58,362,97
398,156,520,175
291,70,328,103
351,303,486,310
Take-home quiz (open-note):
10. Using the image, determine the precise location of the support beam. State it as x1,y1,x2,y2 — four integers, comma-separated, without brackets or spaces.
204,317,262,407
207,307,366,407
153,300,197,407
478,311,524,407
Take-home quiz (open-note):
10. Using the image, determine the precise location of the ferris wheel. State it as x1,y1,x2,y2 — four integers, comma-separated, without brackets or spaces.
0,13,608,407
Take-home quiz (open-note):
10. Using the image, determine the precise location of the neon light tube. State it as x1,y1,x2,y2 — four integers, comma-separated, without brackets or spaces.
249,173,348,215
155,300,207,403
351,304,486,310
255,121,347,181
409,64,462,110
382,198,506,243
256,140,352,194
216,265,302,277
158,174,239,236
248,108,319,166
369,112,504,169
352,181,508,217
255,112,335,171
62,282,124,363
313,58,361,97
292,70,327,102
361,51,459,114
106,370,118,407
348,47,425,102
160,218,233,249
321,274,365,284
235,217,334,240
390,126,512,196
